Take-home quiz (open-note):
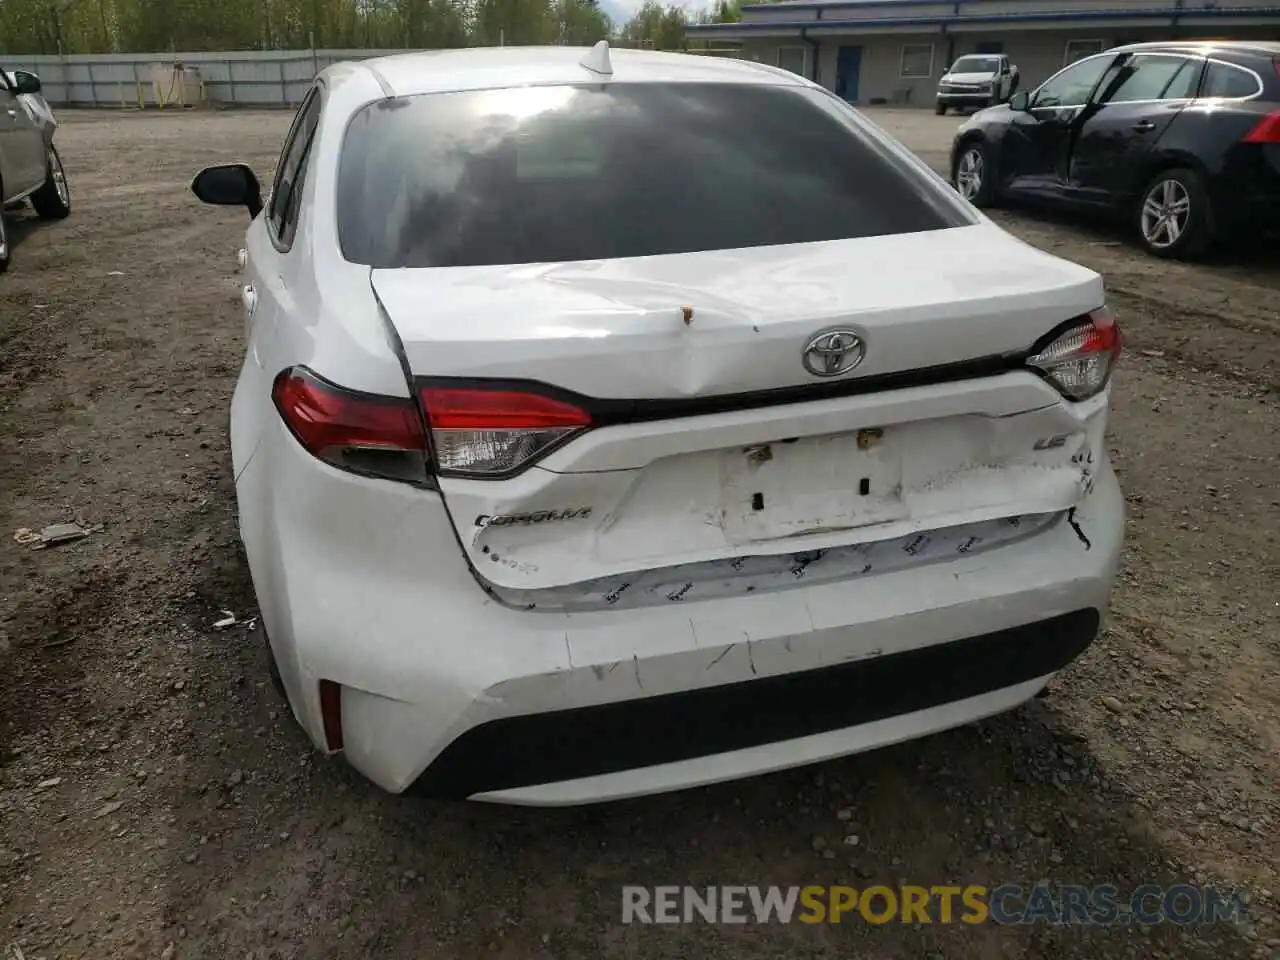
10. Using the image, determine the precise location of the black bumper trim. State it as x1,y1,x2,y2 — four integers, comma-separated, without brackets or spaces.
407,608,1099,798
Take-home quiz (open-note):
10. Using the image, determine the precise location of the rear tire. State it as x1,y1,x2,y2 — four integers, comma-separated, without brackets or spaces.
1136,167,1213,260
30,144,71,220
0,208,10,274
263,628,288,700
935,102,947,116
952,137,997,208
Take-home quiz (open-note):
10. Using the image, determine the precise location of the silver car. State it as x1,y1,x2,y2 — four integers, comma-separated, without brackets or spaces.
0,68,71,274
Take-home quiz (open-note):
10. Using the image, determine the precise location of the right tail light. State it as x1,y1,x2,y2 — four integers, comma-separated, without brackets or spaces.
1242,110,1280,144
1026,306,1123,401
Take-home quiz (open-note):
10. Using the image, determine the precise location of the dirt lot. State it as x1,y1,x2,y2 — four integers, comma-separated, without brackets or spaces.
0,106,1277,960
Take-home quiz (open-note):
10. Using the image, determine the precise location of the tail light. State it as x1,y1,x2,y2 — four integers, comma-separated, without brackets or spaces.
272,367,428,483
419,386,591,478
1026,306,1122,401
1242,110,1280,144
273,367,593,482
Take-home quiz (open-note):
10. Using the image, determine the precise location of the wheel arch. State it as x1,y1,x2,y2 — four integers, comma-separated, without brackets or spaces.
950,130,990,181
1131,156,1216,259
1130,151,1211,206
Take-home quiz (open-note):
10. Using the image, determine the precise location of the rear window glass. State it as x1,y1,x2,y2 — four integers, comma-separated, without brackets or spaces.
336,82,969,269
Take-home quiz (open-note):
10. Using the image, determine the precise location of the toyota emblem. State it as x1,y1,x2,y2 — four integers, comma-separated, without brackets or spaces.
801,328,866,378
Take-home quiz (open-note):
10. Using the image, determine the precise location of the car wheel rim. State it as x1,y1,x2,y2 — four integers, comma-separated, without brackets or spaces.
0,215,7,260
51,150,69,207
957,148,983,199
1140,178,1190,249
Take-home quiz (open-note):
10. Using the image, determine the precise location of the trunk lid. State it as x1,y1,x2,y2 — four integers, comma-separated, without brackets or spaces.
371,225,1107,593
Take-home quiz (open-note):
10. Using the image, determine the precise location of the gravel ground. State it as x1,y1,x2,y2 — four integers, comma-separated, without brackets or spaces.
0,107,1277,960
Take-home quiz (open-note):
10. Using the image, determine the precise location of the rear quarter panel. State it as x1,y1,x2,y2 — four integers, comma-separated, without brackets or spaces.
1147,99,1280,225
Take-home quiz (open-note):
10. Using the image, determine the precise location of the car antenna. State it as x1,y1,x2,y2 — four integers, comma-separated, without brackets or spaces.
579,40,613,77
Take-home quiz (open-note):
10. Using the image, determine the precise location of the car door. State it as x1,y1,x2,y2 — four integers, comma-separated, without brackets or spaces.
0,71,25,200
0,68,47,193
1000,53,1119,202
229,85,322,476
1067,53,1203,208
997,59,1013,100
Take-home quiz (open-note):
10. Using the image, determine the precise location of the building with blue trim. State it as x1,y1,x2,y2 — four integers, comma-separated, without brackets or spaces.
685,0,1280,106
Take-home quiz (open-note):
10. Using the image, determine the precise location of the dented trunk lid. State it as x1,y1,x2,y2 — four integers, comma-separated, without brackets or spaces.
371,225,1108,594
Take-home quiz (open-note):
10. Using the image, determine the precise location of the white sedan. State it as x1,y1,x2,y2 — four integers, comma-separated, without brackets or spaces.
191,42,1124,805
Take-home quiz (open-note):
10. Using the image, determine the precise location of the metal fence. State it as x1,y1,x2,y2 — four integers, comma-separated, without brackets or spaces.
5,49,413,108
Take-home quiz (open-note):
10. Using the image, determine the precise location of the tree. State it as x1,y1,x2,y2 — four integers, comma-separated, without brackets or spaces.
0,0,612,53
616,0,687,51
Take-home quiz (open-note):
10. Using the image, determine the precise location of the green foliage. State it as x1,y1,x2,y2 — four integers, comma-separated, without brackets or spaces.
0,0,614,53
701,0,741,25
614,0,688,50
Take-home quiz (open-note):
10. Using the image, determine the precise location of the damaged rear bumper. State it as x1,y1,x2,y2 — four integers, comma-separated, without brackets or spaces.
240,416,1123,803
410,608,1098,800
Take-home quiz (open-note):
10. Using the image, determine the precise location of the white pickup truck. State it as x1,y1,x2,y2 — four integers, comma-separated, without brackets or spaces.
935,54,1019,115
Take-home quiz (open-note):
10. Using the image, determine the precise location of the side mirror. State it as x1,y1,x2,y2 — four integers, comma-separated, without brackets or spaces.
191,163,263,219
1009,91,1031,112
13,71,42,95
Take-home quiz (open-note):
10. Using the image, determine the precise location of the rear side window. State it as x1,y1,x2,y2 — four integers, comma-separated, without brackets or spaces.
1104,55,1201,103
1200,61,1261,99
269,88,321,248
336,83,969,269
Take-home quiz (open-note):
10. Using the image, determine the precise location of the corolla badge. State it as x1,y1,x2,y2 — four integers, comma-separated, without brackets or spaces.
801,328,866,378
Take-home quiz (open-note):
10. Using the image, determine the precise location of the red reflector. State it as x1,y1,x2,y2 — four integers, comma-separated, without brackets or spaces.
318,679,344,751
272,368,425,457
420,387,592,430
1242,111,1280,144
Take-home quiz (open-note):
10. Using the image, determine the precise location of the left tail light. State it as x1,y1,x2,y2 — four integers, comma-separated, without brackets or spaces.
1025,306,1122,401
272,368,593,482
419,386,592,478
272,367,429,483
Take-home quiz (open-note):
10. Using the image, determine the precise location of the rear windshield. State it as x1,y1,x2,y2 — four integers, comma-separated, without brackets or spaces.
336,82,968,268
951,57,1002,73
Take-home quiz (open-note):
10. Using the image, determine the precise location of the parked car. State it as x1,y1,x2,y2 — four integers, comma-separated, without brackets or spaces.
0,67,70,273
949,40,1280,259
191,42,1123,804
936,54,1019,114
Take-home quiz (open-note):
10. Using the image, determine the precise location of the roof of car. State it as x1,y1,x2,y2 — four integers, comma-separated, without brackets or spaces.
1110,40,1280,58
356,45,806,98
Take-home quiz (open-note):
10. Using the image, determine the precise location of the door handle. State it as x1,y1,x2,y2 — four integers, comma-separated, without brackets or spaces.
241,284,258,317
1132,120,1157,132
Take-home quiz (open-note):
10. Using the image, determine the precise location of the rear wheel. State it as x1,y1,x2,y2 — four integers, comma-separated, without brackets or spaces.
30,144,71,220
952,138,997,208
264,630,287,700
935,102,947,116
0,207,9,274
1136,167,1213,260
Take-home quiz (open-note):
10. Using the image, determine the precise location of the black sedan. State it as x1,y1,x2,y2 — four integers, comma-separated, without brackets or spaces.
949,41,1280,259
